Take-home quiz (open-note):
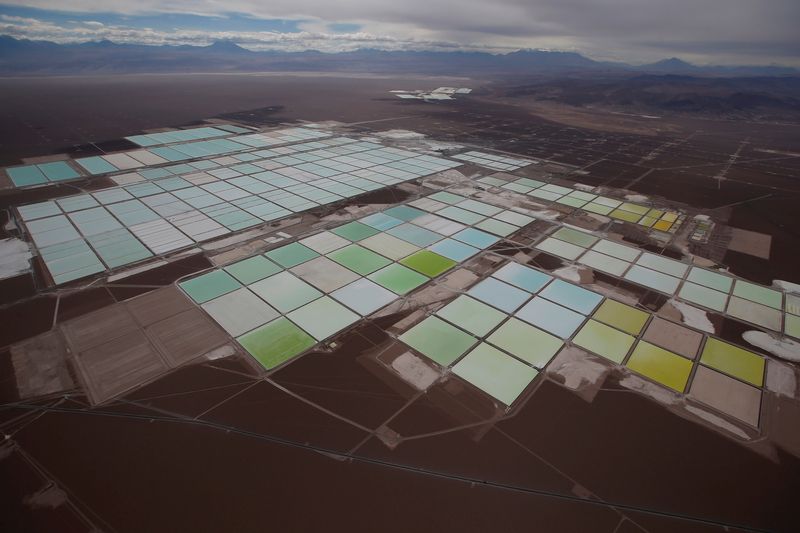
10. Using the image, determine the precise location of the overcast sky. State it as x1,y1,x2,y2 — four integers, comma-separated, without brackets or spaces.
1,1,798,65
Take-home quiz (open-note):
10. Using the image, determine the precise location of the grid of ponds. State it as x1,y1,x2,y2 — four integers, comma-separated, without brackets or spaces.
478,175,685,232
393,190,790,338
177,192,537,371
452,150,534,171
176,189,768,427
17,136,463,284
405,191,535,237
3,127,332,187
5,161,82,187
534,225,797,340
76,127,332,177
125,125,238,147
401,257,766,426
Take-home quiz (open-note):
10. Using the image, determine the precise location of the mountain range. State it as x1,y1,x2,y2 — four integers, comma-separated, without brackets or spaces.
0,36,796,77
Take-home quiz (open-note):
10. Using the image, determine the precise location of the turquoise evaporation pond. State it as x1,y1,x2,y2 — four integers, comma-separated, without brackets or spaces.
140,168,171,180
467,277,531,313
538,279,603,314
18,201,60,220
452,228,499,249
59,195,99,212
7,165,47,186
624,265,680,294
87,229,153,268
387,223,442,247
149,147,190,162
125,182,165,198
428,239,479,262
359,213,403,231
17,161,76,183
107,201,160,226
383,205,426,221
515,297,585,338
40,239,105,284
38,161,80,182
76,156,118,175
492,262,552,293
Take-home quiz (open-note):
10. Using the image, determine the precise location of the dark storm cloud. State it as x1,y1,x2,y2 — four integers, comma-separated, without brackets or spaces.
2,0,799,64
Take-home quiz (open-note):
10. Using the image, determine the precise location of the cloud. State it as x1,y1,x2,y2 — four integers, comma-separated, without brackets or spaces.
1,1,798,65
0,13,513,53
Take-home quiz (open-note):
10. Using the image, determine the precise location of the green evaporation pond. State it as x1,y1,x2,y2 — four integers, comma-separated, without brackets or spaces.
552,227,598,248
452,343,538,405
700,337,765,387
224,256,282,285
238,317,316,370
687,267,733,293
678,282,728,312
328,244,392,275
619,202,650,215
610,209,642,223
400,251,456,277
556,196,588,208
331,221,380,242
486,318,562,369
368,264,429,295
626,341,693,392
536,237,584,260
265,242,320,268
436,295,507,337
592,299,648,335
583,202,614,216
398,316,477,367
732,280,782,309
286,296,359,341
475,219,517,237
785,314,800,339
572,320,635,363
179,270,241,304
249,271,322,313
